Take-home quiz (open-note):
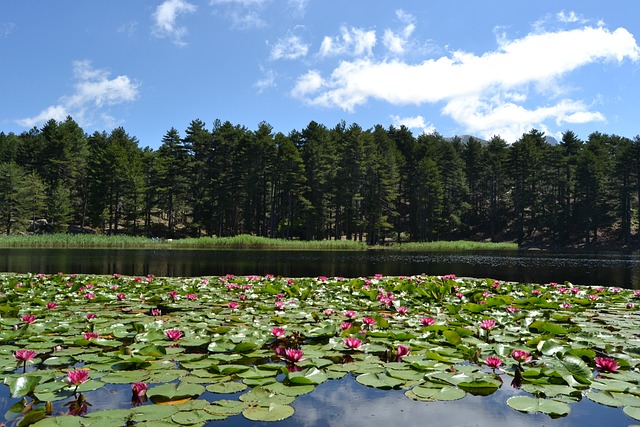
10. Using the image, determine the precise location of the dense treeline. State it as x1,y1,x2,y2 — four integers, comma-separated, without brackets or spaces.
0,116,639,247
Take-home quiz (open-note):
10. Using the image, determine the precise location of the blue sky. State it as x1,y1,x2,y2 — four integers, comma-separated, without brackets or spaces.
1,1,638,149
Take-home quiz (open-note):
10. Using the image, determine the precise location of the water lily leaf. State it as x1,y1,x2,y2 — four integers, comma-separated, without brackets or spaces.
356,373,404,389
76,379,105,392
216,364,250,375
206,399,247,416
407,385,466,401
287,367,327,385
130,404,179,422
239,386,295,405
586,390,640,407
100,371,148,384
42,356,75,366
623,406,640,421
537,339,566,356
264,381,315,396
206,381,247,394
529,321,568,336
17,407,46,426
137,345,167,357
147,383,205,403
237,366,278,379
443,329,462,346
242,403,295,422
172,409,224,424
31,415,85,426
507,396,571,416
5,375,42,398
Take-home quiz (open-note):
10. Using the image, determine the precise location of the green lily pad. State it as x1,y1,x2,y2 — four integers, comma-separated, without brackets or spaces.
407,385,466,401
242,403,295,422
355,373,404,389
147,382,206,404
507,396,571,416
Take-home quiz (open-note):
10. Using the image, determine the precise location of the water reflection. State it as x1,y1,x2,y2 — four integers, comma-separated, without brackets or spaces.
11,375,628,426
0,248,639,288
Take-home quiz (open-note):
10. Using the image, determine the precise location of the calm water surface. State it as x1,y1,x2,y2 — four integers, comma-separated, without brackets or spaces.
0,248,639,288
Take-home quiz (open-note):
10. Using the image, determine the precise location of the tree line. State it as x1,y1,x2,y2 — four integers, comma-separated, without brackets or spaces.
0,116,639,247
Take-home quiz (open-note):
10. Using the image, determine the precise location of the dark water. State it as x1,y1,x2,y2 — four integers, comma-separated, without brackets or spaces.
0,248,639,288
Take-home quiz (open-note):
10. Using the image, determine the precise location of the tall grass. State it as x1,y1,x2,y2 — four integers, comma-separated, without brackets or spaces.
382,240,518,251
0,234,368,250
0,234,516,251
170,235,367,250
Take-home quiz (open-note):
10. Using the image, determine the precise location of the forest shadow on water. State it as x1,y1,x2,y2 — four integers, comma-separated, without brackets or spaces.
0,248,639,288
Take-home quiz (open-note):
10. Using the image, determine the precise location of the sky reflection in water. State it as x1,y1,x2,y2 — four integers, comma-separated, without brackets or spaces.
13,374,629,427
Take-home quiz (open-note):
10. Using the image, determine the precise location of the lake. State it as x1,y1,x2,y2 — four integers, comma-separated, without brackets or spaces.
0,248,638,288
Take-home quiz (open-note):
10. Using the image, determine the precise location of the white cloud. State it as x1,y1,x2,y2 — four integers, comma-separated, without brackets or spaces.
152,0,197,46
293,25,639,142
270,35,309,60
383,10,416,55
254,69,276,93
0,22,16,38
390,114,436,135
17,61,139,129
210,0,268,29
287,0,308,17
117,21,138,37
319,26,376,57
291,70,324,99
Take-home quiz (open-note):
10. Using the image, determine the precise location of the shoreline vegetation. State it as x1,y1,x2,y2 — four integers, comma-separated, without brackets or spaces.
0,234,518,251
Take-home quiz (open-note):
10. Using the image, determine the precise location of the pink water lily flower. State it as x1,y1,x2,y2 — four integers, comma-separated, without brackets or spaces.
46,302,58,309
595,357,619,373
14,349,37,363
67,369,89,386
151,308,161,316
165,329,183,341
511,349,532,364
86,313,97,320
480,319,496,330
344,310,356,318
131,382,148,397
21,315,36,324
421,317,435,326
340,322,353,330
284,348,304,363
116,293,126,301
344,337,362,350
84,332,99,340
228,301,239,309
485,356,503,370
185,294,197,300
396,345,410,359
361,317,376,327
271,327,286,338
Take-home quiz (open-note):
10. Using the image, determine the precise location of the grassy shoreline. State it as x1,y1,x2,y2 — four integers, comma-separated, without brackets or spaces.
0,234,518,251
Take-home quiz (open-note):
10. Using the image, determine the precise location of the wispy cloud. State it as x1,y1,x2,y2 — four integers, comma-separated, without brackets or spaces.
270,35,309,60
293,24,639,142
117,21,138,37
210,0,268,29
17,60,139,129
152,0,197,46
254,68,276,93
319,26,376,57
382,10,416,55
0,22,16,38
390,114,435,135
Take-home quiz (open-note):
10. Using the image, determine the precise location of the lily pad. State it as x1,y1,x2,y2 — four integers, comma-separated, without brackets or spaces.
507,396,571,417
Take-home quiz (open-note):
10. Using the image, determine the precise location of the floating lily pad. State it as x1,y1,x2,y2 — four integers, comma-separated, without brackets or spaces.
507,396,571,417
242,403,295,422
